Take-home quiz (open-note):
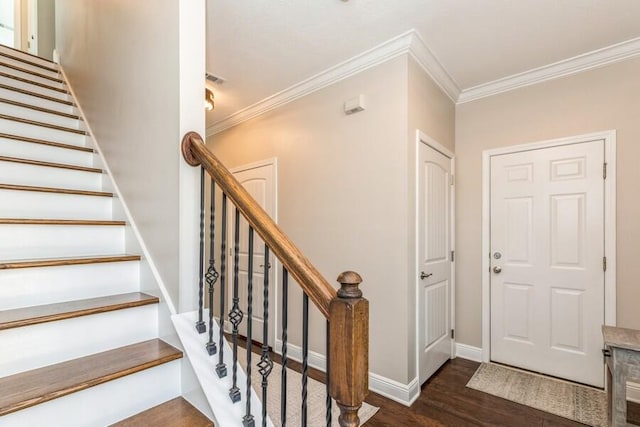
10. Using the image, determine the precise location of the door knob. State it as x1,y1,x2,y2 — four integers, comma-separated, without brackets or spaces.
493,266,502,274
420,271,432,280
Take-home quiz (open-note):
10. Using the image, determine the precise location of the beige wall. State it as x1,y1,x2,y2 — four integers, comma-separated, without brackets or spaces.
209,56,413,383
406,57,456,379
455,57,640,347
55,0,204,308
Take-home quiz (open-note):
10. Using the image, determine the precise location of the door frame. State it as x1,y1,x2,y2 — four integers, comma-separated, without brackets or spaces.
228,157,278,348
415,130,456,381
481,130,617,363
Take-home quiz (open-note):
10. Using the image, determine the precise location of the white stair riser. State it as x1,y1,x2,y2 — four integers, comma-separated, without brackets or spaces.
0,64,66,89
0,102,84,130
0,189,113,220
0,224,124,259
0,87,75,115
0,55,60,80
0,360,181,427
0,261,140,310
0,118,87,147
0,161,102,191
0,305,158,377
0,46,59,70
0,138,95,167
0,75,71,102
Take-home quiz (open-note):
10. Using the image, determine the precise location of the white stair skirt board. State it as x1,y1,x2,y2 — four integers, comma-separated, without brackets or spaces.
173,310,272,427
0,360,181,427
0,76,70,102
0,224,124,259
0,102,83,130
0,64,66,89
0,46,60,70
0,188,113,220
0,260,140,310
0,56,60,80
0,87,76,115
0,161,102,191
0,118,87,147
0,304,158,377
0,137,95,168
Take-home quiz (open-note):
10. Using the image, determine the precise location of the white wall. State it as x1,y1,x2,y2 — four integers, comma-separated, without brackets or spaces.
55,0,203,311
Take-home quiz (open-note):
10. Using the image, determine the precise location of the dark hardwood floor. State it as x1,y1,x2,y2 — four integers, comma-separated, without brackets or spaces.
237,337,639,426
365,358,640,427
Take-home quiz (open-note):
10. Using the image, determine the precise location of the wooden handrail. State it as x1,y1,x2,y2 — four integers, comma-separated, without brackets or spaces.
182,132,337,318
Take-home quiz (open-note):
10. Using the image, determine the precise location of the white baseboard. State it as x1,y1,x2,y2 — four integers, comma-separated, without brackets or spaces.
274,339,420,407
455,343,483,362
628,381,640,404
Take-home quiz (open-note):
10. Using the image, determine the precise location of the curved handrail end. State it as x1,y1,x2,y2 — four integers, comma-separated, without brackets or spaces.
181,131,203,166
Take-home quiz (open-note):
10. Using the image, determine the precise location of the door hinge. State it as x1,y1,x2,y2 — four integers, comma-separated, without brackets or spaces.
450,174,454,186
451,250,455,262
603,162,608,179
451,329,455,339
603,256,607,272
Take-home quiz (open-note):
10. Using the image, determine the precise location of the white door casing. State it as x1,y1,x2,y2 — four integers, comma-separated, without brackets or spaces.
484,131,617,388
417,131,455,385
229,159,277,348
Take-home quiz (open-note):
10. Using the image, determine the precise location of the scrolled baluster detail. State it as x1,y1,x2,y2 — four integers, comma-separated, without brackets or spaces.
330,271,369,427
281,267,289,426
301,293,309,427
243,227,255,427
206,179,219,355
229,208,243,403
258,246,273,427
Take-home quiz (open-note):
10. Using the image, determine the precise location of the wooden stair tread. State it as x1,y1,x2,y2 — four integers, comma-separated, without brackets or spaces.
0,44,58,66
0,339,182,416
0,183,112,197
0,218,125,226
0,58,64,83
0,292,159,331
0,83,74,106
0,155,101,173
0,133,93,152
0,98,80,119
0,51,59,74
0,70,68,94
110,397,214,427
0,254,141,270
0,113,86,135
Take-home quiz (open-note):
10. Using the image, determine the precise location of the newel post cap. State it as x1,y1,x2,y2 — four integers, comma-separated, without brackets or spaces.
337,271,363,299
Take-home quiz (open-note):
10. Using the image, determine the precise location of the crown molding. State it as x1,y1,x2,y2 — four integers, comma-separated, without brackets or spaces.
206,30,460,136
458,36,640,103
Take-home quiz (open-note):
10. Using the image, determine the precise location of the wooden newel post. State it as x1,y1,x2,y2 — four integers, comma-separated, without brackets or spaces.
329,271,369,427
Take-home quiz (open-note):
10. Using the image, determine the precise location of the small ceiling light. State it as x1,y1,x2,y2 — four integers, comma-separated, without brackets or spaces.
205,88,214,111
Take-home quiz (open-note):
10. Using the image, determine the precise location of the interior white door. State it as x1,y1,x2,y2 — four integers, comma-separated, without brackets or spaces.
27,0,36,54
418,142,453,384
490,140,605,387
230,161,276,348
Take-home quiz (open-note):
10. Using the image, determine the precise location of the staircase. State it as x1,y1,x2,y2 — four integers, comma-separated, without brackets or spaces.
0,45,212,426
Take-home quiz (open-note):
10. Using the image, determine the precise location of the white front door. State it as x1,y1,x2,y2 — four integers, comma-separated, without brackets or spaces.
490,140,605,387
418,140,453,384
230,160,276,348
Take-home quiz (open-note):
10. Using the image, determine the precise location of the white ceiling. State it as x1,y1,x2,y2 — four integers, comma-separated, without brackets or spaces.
206,0,640,129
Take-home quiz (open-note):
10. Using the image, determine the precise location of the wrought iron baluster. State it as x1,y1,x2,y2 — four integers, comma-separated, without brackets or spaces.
229,208,243,403
243,227,255,427
206,179,219,355
281,267,289,426
216,194,228,378
195,166,206,334
326,319,332,427
258,246,273,427
302,293,309,427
